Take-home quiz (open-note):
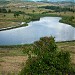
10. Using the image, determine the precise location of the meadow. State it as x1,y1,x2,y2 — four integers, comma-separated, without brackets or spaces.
0,1,75,29
0,41,75,75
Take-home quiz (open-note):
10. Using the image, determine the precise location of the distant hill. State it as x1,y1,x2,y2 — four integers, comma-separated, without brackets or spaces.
0,1,10,5
0,0,74,2
0,0,74,5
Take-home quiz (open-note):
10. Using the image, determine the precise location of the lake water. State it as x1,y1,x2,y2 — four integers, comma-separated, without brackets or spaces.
0,17,75,45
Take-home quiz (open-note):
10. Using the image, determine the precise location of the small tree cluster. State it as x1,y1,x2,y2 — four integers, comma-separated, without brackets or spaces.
14,12,20,18
0,8,7,13
39,6,75,13
14,11,25,18
0,8,12,13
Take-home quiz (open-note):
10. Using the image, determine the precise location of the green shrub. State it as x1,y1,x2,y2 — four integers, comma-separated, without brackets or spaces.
19,37,74,75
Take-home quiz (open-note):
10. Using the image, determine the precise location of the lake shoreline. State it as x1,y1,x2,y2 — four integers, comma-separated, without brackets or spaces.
0,22,28,31
0,14,75,31
0,40,75,47
0,16,75,45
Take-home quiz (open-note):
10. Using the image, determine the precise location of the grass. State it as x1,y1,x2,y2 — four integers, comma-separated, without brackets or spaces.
57,41,75,65
0,41,75,75
59,15,75,27
0,56,28,75
0,21,19,28
1,12,75,29
0,44,32,75
0,7,75,29
0,13,29,30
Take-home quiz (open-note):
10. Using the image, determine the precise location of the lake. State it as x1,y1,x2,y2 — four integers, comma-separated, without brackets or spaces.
0,17,75,45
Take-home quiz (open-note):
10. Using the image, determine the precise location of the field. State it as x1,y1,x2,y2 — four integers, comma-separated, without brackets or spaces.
0,45,31,75
0,2,75,29
0,41,75,75
57,41,75,65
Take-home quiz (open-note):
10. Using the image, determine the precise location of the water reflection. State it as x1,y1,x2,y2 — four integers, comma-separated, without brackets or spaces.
0,17,75,45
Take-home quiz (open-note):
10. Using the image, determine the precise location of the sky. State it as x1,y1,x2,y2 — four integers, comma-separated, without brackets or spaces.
0,0,74,2
22,0,74,2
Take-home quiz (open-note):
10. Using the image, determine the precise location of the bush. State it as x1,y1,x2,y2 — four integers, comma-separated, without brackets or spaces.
0,8,7,13
19,37,74,75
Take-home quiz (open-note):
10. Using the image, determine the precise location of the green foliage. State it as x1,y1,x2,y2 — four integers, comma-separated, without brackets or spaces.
14,12,20,17
20,37,74,75
8,9,11,13
32,10,35,13
33,37,57,56
62,16,74,22
59,16,75,27
0,8,7,13
13,11,25,18
39,6,75,13
3,14,6,17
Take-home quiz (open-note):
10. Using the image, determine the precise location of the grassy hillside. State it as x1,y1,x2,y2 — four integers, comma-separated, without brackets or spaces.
0,1,75,29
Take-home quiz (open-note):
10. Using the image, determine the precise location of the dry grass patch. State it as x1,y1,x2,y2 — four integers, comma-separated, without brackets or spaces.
57,41,75,64
0,21,19,28
0,56,28,75
71,54,75,65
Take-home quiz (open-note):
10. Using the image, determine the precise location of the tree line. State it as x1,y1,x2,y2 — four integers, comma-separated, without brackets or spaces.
0,8,25,18
39,6,75,13
0,8,11,13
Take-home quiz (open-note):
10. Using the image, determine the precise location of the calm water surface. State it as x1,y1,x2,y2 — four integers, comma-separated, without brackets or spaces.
0,17,75,45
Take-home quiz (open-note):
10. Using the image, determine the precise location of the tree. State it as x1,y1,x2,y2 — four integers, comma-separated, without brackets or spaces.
0,8,1,13
8,9,11,13
32,10,35,13
68,16,74,21
14,12,20,18
3,14,6,17
1,8,7,13
20,37,74,75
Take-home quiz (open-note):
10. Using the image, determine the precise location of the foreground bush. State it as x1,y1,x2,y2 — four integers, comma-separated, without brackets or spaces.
19,37,75,75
